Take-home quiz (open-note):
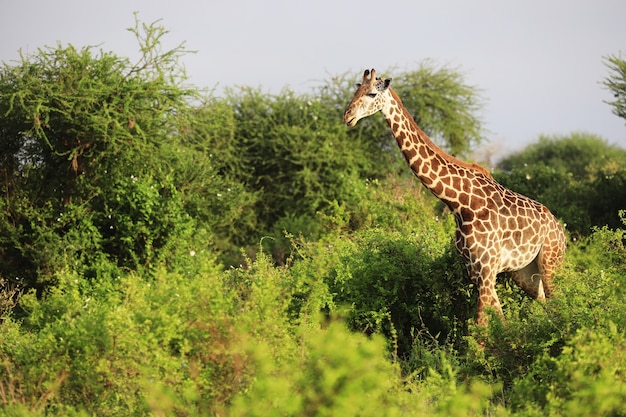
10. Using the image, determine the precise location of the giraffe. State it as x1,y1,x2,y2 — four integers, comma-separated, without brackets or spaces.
343,69,567,325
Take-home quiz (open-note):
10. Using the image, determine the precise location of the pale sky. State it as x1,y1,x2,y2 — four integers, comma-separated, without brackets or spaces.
2,0,625,158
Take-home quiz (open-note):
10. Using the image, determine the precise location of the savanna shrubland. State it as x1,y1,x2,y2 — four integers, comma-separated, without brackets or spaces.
0,17,625,416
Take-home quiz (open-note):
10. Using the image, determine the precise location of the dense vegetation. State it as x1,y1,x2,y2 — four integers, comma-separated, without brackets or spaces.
0,19,624,416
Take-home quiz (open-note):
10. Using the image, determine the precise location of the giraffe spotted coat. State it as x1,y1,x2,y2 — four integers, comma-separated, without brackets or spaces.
344,69,567,325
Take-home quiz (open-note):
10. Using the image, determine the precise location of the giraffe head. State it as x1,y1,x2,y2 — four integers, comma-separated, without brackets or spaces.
343,69,392,127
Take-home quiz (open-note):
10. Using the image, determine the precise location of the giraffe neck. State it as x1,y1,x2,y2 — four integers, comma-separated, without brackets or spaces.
380,88,476,208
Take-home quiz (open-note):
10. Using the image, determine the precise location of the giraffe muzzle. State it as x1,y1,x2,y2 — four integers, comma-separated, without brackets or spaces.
343,109,357,127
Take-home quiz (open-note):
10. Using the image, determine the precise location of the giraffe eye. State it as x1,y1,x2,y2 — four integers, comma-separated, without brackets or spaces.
366,93,377,98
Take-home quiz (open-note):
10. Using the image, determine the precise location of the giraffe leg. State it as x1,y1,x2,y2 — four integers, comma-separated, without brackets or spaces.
533,210,567,299
473,270,504,326
477,285,504,325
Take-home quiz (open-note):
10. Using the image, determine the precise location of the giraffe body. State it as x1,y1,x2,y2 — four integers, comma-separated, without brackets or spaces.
344,69,566,325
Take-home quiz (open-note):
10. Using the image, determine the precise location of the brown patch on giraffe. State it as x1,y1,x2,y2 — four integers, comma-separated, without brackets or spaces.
473,230,490,243
501,204,513,217
460,221,473,235
476,207,490,221
474,220,488,233
461,208,474,222
420,173,434,186
470,195,485,211
479,263,492,279
448,200,460,210
404,147,417,162
486,197,498,210
522,228,536,242
517,207,528,218
462,179,472,194
430,160,443,176
444,187,457,199
402,148,417,165
431,181,443,196
451,176,461,190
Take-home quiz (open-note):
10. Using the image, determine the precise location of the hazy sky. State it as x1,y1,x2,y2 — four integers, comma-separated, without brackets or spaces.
2,0,625,158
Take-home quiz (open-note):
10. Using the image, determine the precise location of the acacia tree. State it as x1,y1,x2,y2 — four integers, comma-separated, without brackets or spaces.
0,18,252,290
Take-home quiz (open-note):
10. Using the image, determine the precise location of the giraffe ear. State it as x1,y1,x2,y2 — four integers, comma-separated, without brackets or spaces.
375,78,392,92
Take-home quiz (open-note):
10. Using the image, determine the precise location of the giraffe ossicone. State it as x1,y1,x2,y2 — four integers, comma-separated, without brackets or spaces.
344,68,567,325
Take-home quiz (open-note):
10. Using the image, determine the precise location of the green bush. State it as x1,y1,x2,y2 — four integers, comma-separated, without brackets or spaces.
228,320,404,417
329,228,472,358
510,324,626,417
280,177,477,360
229,313,503,417
1,211,624,416
0,257,250,416
181,101,258,261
